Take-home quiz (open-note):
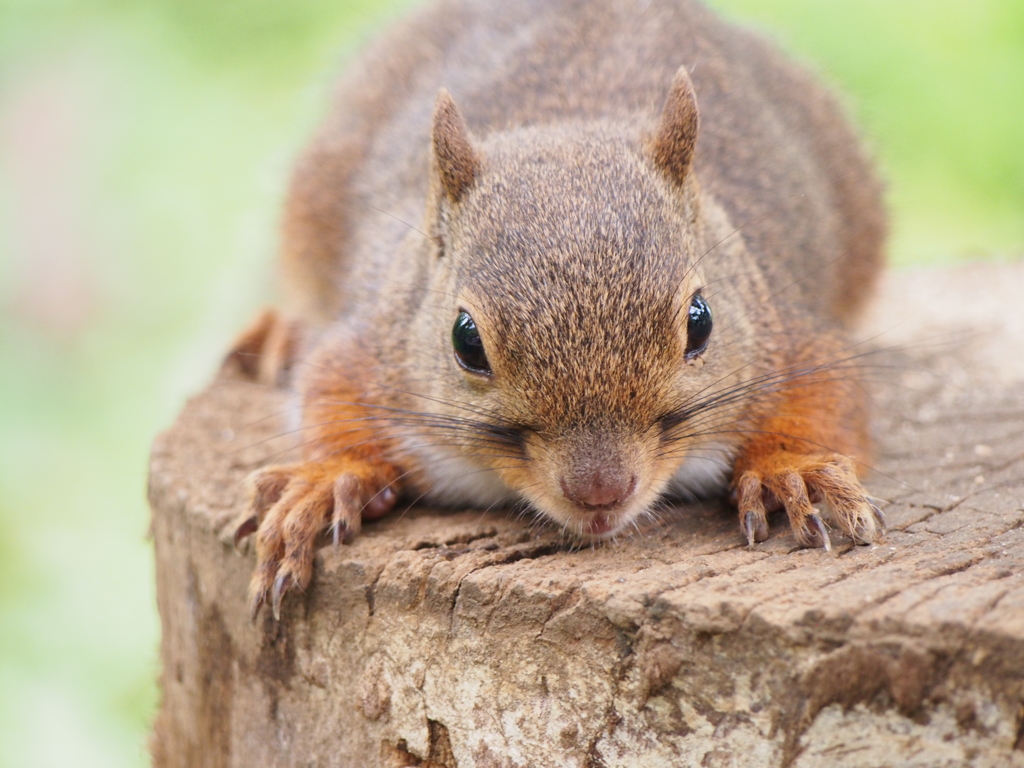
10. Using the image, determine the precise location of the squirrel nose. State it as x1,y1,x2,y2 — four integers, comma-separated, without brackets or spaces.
560,469,637,509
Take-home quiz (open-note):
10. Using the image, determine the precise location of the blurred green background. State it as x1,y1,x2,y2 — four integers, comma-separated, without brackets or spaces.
0,0,1020,765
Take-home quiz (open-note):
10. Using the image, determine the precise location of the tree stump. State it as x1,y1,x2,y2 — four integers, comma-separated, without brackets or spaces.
149,262,1024,768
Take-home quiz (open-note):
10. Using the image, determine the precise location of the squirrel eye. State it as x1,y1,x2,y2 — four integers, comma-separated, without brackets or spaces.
452,310,491,374
685,293,713,360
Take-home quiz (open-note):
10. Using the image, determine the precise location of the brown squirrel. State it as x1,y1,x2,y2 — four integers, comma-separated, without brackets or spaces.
228,0,887,620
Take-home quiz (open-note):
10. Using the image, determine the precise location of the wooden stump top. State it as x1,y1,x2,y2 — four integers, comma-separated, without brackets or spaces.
150,262,1024,768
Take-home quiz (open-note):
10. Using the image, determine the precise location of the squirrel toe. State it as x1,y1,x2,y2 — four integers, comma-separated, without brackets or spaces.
734,453,884,550
236,459,400,621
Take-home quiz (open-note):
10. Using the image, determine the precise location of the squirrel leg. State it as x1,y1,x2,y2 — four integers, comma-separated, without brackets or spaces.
223,307,304,387
231,346,404,621
233,455,399,621
730,368,885,550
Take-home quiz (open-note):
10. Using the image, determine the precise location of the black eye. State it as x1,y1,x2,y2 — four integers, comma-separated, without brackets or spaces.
685,293,712,360
452,310,491,374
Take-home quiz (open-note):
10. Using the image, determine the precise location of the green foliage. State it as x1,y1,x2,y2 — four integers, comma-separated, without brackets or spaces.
709,0,1024,263
0,1,1018,766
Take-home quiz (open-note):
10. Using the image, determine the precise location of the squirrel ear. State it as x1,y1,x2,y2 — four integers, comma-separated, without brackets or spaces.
432,89,480,203
650,67,700,186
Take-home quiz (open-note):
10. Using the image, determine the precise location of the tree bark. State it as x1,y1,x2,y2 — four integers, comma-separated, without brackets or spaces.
150,262,1024,768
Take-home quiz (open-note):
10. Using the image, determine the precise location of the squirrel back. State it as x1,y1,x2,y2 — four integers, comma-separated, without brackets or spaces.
283,0,884,327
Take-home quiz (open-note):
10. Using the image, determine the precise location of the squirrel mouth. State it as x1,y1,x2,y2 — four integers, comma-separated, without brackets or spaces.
585,513,615,536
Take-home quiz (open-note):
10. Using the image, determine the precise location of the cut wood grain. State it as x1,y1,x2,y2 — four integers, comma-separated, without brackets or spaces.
150,262,1024,768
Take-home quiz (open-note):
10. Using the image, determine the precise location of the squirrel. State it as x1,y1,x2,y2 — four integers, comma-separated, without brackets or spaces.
227,0,888,620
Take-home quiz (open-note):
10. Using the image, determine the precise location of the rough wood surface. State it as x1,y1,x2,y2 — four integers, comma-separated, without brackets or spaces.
149,262,1024,768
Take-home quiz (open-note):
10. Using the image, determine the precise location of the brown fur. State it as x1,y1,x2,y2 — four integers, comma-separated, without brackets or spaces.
649,67,701,186
432,90,480,203
229,0,887,616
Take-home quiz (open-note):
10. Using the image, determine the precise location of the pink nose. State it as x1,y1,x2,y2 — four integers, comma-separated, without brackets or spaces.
560,470,637,509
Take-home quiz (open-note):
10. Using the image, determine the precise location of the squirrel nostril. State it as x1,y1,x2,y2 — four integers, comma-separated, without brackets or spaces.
560,472,637,509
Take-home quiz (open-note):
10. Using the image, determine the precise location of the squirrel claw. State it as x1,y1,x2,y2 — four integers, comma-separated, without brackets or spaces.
233,514,258,550
249,588,267,624
733,453,880,551
808,513,832,552
329,517,356,548
271,573,292,621
736,473,769,546
741,510,768,547
867,499,887,526
743,514,757,547
237,459,400,622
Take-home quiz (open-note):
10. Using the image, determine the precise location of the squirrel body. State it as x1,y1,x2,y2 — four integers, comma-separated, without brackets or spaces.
230,0,887,619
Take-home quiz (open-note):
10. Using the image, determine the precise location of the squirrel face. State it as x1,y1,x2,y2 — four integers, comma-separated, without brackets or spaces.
406,72,742,538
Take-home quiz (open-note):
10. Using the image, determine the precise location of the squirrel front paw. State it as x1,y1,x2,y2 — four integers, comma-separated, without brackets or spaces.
232,458,399,620
732,453,884,550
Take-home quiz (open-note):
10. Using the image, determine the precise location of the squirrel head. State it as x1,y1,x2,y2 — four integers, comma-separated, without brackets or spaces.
415,69,731,538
